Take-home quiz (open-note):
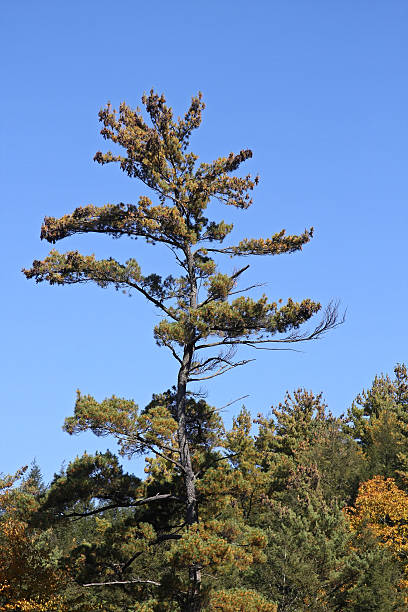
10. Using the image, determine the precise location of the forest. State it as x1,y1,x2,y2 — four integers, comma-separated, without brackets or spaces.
2,90,408,612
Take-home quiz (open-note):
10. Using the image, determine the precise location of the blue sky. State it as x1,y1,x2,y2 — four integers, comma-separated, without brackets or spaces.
1,1,407,482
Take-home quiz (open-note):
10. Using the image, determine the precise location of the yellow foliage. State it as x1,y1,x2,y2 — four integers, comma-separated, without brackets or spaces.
0,583,62,611
349,475,408,594
167,519,266,574
206,588,277,611
349,476,408,554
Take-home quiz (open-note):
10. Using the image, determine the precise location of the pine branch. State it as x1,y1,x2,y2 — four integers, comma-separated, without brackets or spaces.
195,301,343,350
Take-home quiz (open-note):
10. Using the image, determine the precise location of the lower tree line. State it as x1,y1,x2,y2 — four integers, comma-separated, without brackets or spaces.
2,363,408,611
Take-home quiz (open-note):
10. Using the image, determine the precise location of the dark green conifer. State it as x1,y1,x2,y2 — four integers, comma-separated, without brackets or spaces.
347,363,408,485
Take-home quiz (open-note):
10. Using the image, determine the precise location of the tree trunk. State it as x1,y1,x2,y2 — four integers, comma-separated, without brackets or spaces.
176,344,202,612
174,245,202,611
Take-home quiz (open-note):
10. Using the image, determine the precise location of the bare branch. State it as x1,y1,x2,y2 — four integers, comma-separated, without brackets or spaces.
196,452,240,478
246,344,303,353
188,359,255,382
126,280,179,321
230,264,250,281
62,493,182,519
189,348,238,374
227,282,265,297
83,578,161,587
159,336,183,364
135,439,184,472
164,242,187,270
218,395,249,411
196,338,297,350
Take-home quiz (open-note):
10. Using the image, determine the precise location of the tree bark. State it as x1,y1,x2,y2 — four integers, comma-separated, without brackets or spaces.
176,246,202,612
176,346,202,612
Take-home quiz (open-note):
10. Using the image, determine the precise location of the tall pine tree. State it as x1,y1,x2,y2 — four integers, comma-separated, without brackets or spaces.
24,90,340,611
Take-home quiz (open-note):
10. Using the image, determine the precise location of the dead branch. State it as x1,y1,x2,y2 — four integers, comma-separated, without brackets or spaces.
62,493,182,519
83,578,161,587
188,359,255,382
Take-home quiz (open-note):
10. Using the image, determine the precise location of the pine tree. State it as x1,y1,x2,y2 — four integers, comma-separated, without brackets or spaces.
335,527,404,612
255,389,364,502
237,464,403,611
240,464,352,611
347,364,408,484
24,90,339,611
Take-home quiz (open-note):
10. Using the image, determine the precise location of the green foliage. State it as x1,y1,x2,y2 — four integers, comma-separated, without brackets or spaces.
241,464,352,611
256,389,364,502
30,398,271,609
37,451,144,522
335,528,404,612
347,363,408,485
4,369,408,609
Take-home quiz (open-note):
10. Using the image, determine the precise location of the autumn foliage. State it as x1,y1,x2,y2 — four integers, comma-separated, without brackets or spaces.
0,471,66,611
206,589,277,611
349,475,408,593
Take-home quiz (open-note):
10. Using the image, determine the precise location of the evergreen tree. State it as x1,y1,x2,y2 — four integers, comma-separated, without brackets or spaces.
239,464,350,611
335,528,404,612
238,464,403,611
256,389,364,502
24,90,339,611
347,364,408,484
33,405,271,610
22,459,46,498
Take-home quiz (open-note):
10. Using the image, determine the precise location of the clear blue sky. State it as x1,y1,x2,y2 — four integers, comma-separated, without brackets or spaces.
1,1,407,482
